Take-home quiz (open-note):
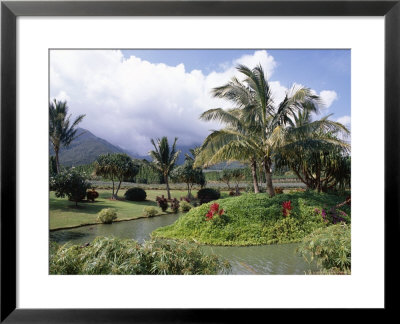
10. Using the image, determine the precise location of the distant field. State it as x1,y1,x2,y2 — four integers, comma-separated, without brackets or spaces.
88,180,305,191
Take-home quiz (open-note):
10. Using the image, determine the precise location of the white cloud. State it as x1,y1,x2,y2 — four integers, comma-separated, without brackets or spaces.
337,115,351,127
50,50,339,156
50,50,277,155
319,90,338,108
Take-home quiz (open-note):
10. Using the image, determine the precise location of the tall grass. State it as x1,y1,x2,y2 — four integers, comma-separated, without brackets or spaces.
49,237,231,275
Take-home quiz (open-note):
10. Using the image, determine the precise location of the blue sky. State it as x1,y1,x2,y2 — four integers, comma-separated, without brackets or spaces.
51,49,351,154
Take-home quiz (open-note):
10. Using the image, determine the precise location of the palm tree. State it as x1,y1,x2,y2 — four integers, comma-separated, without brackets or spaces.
149,137,180,199
49,99,85,173
197,107,262,193
275,110,350,192
197,64,321,196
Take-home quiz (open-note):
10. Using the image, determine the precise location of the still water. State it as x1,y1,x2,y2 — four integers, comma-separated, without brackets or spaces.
50,213,317,274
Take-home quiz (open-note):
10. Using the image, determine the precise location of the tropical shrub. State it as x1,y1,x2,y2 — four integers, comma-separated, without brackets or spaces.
124,187,147,201
282,201,292,217
297,223,351,272
143,207,158,217
49,237,231,275
170,198,180,213
50,169,91,206
156,195,168,212
86,189,99,202
97,208,117,224
197,188,220,204
180,201,192,212
153,191,351,246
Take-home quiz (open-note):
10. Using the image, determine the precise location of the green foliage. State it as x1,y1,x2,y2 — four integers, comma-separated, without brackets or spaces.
153,191,351,246
97,208,117,224
124,187,147,201
143,206,159,217
180,201,192,212
171,160,206,196
93,153,139,198
297,223,351,272
49,237,231,275
49,156,57,176
149,136,180,199
50,169,91,206
49,99,85,172
134,160,164,184
197,188,221,204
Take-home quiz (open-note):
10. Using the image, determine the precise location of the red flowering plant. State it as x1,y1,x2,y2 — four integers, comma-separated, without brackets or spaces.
282,201,292,217
205,203,226,225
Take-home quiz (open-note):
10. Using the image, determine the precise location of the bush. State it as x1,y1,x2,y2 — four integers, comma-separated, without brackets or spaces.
197,188,220,204
124,187,147,201
297,223,351,272
180,201,192,212
156,195,169,212
49,237,231,275
86,189,99,202
275,187,284,194
170,198,180,213
97,208,117,224
153,191,351,246
50,169,91,206
143,207,158,217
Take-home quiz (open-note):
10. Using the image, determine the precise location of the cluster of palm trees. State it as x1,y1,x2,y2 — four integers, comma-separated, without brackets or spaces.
49,63,350,198
194,64,350,196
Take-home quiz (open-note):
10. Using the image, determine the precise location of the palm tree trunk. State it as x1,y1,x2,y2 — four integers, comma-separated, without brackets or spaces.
165,175,171,199
263,158,275,197
115,180,122,198
111,180,116,199
250,159,260,193
55,148,60,174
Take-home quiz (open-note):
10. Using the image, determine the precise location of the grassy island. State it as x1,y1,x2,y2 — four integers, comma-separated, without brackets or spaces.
152,191,351,246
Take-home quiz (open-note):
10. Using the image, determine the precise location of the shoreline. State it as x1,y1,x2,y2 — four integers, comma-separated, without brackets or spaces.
49,211,176,232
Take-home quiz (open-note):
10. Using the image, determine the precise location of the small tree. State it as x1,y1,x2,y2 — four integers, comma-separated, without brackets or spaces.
93,153,139,199
230,168,245,195
218,169,233,190
171,160,205,198
50,169,91,207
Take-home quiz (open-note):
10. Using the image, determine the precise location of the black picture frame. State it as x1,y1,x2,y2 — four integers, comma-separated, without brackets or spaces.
1,0,399,322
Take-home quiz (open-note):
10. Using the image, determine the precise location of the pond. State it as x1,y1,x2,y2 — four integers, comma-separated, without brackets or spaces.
50,213,318,274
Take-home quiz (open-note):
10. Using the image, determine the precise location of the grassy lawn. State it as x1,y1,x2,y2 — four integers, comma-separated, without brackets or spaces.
49,189,202,230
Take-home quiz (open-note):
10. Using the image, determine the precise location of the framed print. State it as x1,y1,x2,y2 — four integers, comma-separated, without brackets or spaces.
1,0,399,322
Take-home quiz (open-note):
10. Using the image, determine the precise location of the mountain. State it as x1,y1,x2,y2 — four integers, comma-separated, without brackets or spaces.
50,128,244,169
49,128,132,166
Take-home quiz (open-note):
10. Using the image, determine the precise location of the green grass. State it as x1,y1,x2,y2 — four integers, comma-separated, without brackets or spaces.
49,189,211,230
152,191,351,246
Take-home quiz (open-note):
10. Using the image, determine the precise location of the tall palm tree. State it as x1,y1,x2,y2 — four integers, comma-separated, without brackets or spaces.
198,64,321,196
49,99,85,173
149,137,180,199
197,107,262,193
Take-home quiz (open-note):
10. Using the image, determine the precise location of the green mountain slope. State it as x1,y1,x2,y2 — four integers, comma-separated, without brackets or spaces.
49,128,130,166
